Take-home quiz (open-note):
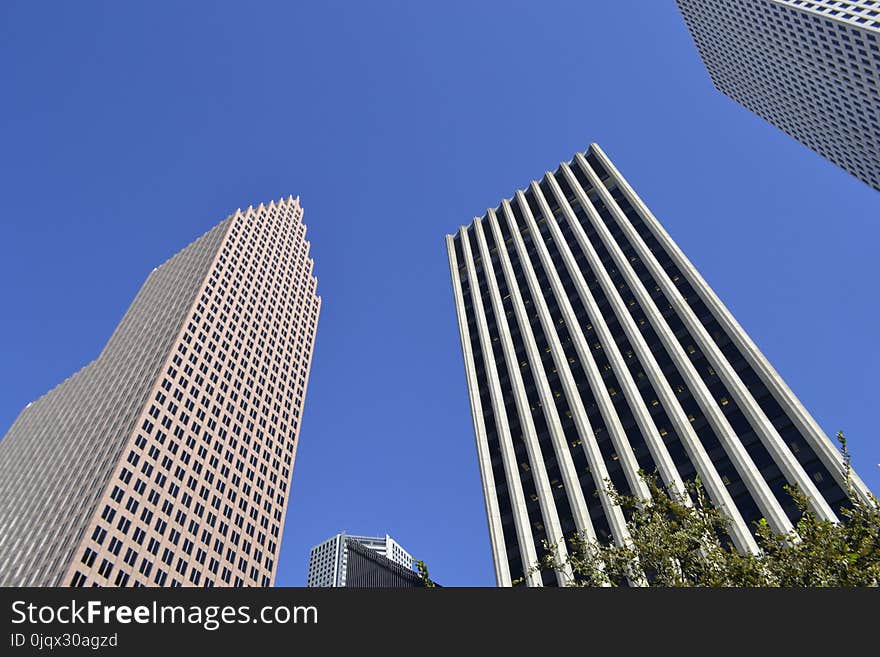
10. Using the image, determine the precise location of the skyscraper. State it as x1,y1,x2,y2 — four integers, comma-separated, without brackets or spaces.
307,533,417,587
0,196,320,587
445,144,874,587
675,0,880,191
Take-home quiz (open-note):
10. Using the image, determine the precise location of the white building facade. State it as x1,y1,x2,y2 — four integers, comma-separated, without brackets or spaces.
677,0,880,190
446,144,874,587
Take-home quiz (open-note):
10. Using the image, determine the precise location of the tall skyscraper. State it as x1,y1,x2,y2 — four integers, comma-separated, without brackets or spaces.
675,0,880,191
0,196,320,587
307,533,417,587
445,144,874,587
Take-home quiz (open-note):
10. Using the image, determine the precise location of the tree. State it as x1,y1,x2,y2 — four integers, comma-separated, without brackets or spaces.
415,559,436,588
523,433,879,587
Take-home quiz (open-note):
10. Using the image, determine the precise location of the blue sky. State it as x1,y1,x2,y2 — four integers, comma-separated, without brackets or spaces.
1,1,878,587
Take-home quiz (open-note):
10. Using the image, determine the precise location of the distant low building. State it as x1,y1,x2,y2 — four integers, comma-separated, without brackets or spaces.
307,533,429,587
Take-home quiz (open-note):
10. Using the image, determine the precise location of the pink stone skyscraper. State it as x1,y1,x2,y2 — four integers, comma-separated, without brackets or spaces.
0,196,320,587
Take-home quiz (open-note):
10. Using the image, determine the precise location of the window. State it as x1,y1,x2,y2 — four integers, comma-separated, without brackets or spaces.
91,526,107,545
97,559,113,578
81,548,97,567
124,548,137,567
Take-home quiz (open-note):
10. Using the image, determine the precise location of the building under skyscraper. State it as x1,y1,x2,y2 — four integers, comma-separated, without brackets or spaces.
446,144,874,587
676,0,880,191
307,533,419,587
0,196,320,587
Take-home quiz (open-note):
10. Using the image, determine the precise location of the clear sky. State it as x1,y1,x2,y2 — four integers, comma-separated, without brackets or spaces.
1,1,878,587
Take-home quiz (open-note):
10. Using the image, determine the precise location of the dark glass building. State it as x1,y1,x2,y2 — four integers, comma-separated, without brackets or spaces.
344,539,428,588
307,532,429,588
446,144,874,586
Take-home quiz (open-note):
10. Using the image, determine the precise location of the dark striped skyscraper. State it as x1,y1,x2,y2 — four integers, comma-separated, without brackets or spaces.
0,197,320,587
446,144,873,587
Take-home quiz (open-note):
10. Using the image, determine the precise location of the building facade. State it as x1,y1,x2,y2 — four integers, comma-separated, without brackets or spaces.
0,196,320,587
446,144,873,587
307,533,415,587
676,0,880,191
344,539,428,588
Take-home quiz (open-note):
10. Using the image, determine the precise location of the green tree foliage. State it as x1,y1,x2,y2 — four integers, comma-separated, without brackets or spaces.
415,559,436,588
526,433,879,587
